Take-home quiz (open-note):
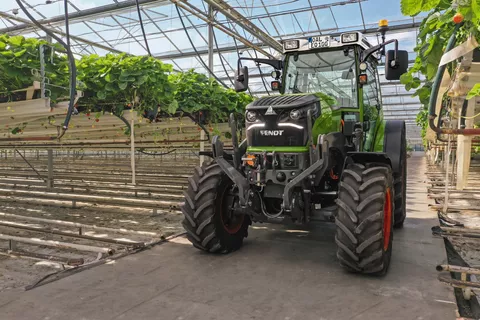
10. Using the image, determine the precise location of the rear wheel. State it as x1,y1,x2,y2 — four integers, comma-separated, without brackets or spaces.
335,163,394,275
393,136,407,228
181,162,250,253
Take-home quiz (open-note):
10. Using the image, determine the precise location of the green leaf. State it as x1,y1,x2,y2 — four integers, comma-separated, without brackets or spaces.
0,41,6,50
0,51,13,57
421,0,441,11
167,100,179,114
97,91,107,99
135,75,148,85
118,81,128,90
467,83,480,100
472,0,480,23
105,82,117,91
8,36,24,46
401,0,440,16
400,73,413,85
411,77,422,89
401,0,422,16
13,49,26,57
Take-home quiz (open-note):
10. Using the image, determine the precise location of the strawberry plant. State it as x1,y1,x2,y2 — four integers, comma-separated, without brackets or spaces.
0,35,255,137
169,69,253,123
76,53,175,115
400,0,480,144
0,34,70,103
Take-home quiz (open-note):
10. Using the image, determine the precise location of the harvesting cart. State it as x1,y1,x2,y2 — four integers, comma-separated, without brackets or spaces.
181,20,409,275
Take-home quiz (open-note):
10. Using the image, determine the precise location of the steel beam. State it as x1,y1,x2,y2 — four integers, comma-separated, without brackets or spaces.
154,21,421,60
0,0,171,34
0,12,124,54
202,0,282,52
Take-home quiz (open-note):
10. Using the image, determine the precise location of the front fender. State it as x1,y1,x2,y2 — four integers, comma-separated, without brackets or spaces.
345,152,392,169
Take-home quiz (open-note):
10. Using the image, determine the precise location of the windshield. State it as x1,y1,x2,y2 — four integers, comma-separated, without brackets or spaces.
283,49,357,109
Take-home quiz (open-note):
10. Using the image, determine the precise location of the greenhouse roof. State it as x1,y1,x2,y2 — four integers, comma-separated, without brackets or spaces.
0,0,424,143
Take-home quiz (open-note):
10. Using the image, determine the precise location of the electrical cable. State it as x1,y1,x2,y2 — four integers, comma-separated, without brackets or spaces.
134,0,152,56
226,16,269,95
15,0,77,139
137,148,177,156
212,28,234,86
253,49,270,95
227,20,253,96
174,4,228,88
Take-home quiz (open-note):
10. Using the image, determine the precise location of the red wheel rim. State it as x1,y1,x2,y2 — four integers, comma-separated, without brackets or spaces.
383,188,392,251
219,187,244,235
220,211,244,234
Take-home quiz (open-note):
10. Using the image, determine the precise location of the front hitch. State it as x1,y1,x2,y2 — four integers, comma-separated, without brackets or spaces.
282,135,331,212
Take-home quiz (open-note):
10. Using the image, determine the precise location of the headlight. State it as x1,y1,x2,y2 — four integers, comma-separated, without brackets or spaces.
341,33,359,43
290,109,301,120
283,40,299,50
246,111,257,122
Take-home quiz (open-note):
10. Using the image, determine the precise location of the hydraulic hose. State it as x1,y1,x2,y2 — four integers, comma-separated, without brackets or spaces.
428,24,480,136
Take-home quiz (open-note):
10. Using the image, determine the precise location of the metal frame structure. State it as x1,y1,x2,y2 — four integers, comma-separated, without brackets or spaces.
0,0,424,143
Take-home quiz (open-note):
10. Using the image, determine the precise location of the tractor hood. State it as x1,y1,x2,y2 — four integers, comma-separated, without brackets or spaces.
245,94,320,149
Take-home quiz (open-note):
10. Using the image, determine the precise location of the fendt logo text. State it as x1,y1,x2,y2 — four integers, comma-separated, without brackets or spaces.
260,130,284,136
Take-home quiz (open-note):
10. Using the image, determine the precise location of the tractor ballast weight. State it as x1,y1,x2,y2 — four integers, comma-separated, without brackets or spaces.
181,22,409,275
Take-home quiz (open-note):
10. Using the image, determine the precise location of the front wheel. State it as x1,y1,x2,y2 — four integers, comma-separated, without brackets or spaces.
181,162,250,253
335,163,394,275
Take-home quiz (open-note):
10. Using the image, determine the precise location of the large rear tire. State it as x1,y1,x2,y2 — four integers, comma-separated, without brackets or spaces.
335,163,394,275
181,162,250,253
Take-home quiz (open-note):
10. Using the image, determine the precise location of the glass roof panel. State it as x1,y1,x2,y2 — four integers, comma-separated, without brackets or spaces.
0,0,426,141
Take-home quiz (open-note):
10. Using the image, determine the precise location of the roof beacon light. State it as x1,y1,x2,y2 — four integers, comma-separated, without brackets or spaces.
378,19,389,28
283,40,300,50
341,33,358,44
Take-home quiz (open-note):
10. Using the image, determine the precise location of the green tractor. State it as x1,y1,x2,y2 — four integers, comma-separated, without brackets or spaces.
181,21,409,275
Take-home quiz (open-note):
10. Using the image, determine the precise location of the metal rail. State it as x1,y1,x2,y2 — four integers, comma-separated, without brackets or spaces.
0,233,115,254
0,220,146,249
0,212,160,236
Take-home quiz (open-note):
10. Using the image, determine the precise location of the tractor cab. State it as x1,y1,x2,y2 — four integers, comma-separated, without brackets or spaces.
235,23,409,118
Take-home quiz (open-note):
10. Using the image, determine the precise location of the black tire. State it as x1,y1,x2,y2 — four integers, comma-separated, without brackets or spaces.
181,162,250,253
393,136,407,228
335,163,395,275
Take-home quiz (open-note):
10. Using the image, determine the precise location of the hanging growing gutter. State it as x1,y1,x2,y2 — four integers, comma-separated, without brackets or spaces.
428,23,480,136
15,0,77,139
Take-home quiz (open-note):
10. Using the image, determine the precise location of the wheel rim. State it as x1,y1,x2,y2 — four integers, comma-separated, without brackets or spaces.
383,188,392,251
219,185,244,235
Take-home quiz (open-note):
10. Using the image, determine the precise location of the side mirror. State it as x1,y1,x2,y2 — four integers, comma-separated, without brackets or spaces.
385,50,408,80
234,66,249,92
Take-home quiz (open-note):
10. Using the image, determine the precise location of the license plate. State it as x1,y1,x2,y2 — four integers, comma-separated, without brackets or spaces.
309,36,330,49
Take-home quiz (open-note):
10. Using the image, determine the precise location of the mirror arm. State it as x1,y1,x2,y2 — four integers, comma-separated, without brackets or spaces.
361,39,398,63
237,57,283,72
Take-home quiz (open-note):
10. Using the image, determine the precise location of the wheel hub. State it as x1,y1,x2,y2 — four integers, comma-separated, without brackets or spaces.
220,186,244,234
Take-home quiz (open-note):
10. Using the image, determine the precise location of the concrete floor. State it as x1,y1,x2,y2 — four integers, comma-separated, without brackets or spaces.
0,153,456,320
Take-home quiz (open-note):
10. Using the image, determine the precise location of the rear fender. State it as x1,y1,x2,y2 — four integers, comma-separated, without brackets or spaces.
383,120,406,175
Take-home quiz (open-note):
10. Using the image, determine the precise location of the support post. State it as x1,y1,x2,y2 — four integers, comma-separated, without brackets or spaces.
456,98,476,190
130,112,136,185
199,4,215,167
47,149,54,189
